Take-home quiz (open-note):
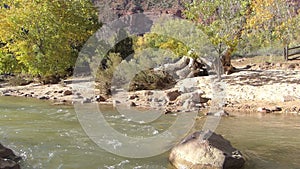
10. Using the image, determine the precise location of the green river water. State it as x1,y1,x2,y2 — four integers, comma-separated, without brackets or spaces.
0,96,300,169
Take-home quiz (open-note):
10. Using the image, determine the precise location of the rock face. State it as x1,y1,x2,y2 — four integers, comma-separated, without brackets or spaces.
0,143,21,169
169,130,245,169
93,0,190,23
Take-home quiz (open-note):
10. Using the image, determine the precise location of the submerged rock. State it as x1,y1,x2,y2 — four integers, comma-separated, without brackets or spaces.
0,143,21,169
169,130,245,169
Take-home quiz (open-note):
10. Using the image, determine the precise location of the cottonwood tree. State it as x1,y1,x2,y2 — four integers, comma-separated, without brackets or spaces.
184,0,299,74
0,0,100,77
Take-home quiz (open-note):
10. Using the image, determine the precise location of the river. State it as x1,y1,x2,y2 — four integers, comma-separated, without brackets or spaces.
0,96,300,169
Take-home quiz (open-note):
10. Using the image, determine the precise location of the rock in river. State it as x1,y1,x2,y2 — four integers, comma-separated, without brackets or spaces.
169,130,245,169
0,143,21,169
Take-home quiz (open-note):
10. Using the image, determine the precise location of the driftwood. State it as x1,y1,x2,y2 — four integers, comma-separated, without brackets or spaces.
157,56,208,80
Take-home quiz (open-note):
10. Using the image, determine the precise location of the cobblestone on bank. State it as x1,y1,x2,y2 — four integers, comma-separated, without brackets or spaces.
1,70,299,114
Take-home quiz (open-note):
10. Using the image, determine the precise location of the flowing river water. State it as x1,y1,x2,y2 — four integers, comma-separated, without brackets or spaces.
1,96,300,169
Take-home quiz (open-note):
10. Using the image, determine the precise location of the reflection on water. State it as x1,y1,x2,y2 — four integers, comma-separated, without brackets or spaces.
0,96,300,169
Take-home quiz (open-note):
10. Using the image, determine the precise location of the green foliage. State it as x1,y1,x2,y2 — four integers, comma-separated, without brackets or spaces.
133,16,216,60
96,52,122,95
184,0,250,54
0,0,100,77
8,75,33,86
184,0,300,57
128,69,175,91
134,33,189,58
0,50,20,74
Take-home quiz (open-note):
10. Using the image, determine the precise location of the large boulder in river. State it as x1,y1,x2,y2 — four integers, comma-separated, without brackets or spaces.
169,130,245,169
0,143,21,169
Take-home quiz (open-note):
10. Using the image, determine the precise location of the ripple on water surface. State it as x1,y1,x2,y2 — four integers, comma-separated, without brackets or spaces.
1,96,300,169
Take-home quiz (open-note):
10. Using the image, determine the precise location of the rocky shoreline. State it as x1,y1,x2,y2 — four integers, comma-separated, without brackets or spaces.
1,59,300,169
1,58,300,115
0,69,300,116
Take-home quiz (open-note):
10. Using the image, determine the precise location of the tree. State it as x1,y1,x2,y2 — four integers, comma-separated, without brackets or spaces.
246,0,299,47
184,0,299,74
0,0,100,77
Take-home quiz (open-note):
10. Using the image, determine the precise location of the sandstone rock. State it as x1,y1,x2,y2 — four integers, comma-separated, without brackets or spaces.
167,90,181,101
0,143,21,169
77,95,84,99
176,66,191,79
178,91,205,105
143,91,153,96
158,96,166,102
257,107,271,113
199,97,210,104
44,91,51,95
128,94,138,100
81,98,91,104
190,91,202,103
164,56,189,72
164,109,172,114
152,97,159,102
182,100,195,112
169,130,245,169
178,86,187,93
257,106,281,113
130,102,137,107
63,90,72,96
270,106,282,112
39,96,49,100
288,63,296,69
95,95,106,102
3,93,11,97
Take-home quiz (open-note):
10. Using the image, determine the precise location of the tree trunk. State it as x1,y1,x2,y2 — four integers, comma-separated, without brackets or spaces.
220,46,235,75
220,3,252,75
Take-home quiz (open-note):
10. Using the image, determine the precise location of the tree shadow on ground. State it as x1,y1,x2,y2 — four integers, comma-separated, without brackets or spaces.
223,70,300,86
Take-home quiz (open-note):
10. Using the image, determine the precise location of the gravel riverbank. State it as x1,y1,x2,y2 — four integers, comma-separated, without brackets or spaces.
1,59,300,115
